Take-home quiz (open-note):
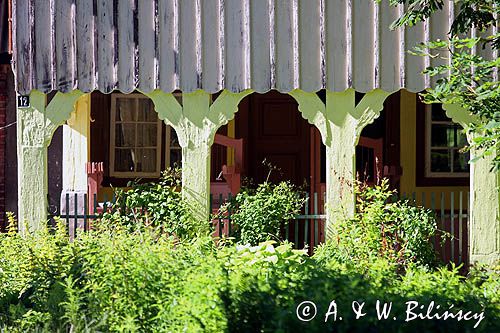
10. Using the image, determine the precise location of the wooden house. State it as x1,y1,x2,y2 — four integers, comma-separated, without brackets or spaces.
9,0,500,264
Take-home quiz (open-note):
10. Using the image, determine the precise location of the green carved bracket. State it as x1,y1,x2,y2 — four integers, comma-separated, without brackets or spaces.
290,88,392,147
45,91,85,142
289,89,331,145
351,89,392,141
146,89,253,147
18,90,84,147
442,103,478,129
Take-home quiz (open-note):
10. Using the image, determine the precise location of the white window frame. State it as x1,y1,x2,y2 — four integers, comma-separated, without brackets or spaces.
424,104,469,178
110,93,163,178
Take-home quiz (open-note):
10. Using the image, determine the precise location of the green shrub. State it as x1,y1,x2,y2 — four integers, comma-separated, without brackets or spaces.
97,168,208,239
72,233,226,332
0,217,75,332
322,180,439,268
225,181,306,245
0,223,498,332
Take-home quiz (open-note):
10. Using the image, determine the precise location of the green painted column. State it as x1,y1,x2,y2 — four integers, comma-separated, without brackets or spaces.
469,147,500,264
181,139,211,222
325,117,357,221
16,90,83,234
290,88,391,236
146,89,252,222
444,104,500,264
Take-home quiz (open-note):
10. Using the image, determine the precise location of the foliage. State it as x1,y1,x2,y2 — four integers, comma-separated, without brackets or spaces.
323,180,439,268
389,0,499,44
224,181,306,245
97,168,209,239
386,0,500,169
0,176,496,332
0,218,75,332
0,223,499,332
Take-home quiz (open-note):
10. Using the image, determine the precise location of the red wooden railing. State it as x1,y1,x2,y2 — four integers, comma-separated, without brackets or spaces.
86,162,104,214
212,134,244,195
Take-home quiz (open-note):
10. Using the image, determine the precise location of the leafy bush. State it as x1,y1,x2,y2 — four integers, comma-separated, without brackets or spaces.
0,181,497,332
97,168,208,239
0,217,75,331
225,181,306,245
322,180,439,268
0,222,499,332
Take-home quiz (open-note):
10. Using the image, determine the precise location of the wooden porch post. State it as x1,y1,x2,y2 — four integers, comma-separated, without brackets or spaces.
290,88,391,237
62,94,90,193
16,90,83,234
145,89,252,223
443,104,500,264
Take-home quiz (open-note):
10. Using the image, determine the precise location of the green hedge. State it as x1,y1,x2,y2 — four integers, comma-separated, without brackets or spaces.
0,224,498,332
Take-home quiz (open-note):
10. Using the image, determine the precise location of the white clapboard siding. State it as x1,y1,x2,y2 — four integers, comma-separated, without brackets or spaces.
13,0,458,95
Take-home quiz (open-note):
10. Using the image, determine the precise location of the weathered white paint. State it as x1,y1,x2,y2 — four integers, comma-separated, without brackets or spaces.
76,0,96,90
290,88,391,233
62,94,90,192
13,0,485,95
17,90,83,234
443,104,500,264
138,0,156,92
144,89,253,221
117,0,135,93
55,0,76,90
96,0,116,93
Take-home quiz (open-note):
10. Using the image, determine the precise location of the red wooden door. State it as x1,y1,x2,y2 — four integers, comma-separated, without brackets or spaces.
247,91,311,188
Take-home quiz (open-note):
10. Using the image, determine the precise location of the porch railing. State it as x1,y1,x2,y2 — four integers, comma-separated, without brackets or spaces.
48,190,469,266
211,190,470,265
400,191,470,267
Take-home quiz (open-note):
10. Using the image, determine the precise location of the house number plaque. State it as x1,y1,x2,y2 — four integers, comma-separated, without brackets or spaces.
17,95,30,108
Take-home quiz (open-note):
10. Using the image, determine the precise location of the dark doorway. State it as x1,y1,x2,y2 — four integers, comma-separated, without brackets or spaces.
237,91,311,188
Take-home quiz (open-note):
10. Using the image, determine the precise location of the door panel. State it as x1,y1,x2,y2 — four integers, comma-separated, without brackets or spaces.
247,91,310,187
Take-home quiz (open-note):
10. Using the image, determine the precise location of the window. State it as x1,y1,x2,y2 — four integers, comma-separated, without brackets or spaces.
165,125,182,168
110,94,162,177
425,104,469,177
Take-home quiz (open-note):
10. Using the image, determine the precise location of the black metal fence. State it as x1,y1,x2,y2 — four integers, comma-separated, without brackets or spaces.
48,192,114,239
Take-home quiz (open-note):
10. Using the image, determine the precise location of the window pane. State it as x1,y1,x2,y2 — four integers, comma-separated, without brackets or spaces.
170,127,181,148
457,129,468,147
136,149,157,173
453,150,470,173
170,149,182,168
431,124,455,147
137,124,158,147
431,104,449,121
137,99,157,122
115,148,135,172
116,98,136,122
430,149,451,172
115,124,135,147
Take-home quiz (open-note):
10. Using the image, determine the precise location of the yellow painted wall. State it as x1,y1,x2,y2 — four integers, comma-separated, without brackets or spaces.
399,90,469,209
96,187,132,202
